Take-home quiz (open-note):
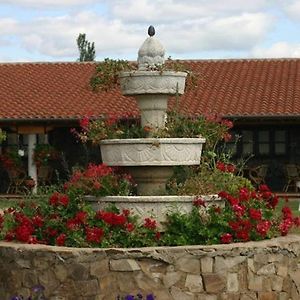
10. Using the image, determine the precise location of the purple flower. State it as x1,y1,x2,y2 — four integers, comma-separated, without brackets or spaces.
31,285,45,293
10,297,23,300
125,295,135,300
146,294,155,300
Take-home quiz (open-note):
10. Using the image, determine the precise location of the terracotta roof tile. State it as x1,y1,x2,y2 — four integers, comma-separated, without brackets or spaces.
1,59,300,121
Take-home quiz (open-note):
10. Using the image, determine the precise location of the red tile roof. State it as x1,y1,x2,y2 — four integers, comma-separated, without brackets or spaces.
1,59,300,122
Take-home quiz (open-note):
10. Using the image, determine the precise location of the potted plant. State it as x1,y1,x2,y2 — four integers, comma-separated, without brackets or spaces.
33,144,59,167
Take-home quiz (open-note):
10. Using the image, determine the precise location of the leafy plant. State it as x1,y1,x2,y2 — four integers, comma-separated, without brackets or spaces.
162,185,300,245
0,146,24,171
0,184,299,248
33,144,60,167
90,58,132,91
63,163,135,197
0,128,6,143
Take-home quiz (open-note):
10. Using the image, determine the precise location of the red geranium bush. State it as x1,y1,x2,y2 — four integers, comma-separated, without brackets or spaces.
0,193,160,248
0,185,299,248
162,185,300,246
64,163,135,197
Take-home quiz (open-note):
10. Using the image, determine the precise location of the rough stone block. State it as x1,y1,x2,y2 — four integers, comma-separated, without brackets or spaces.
110,259,141,272
197,294,217,300
75,279,100,297
170,286,194,300
257,291,277,300
227,273,239,292
201,257,213,273
68,263,89,281
219,292,240,300
90,258,109,278
163,271,181,288
215,256,246,272
277,264,288,277
175,257,200,274
278,292,289,300
185,274,203,292
257,263,276,275
202,273,225,293
248,272,263,291
271,275,284,291
240,293,258,300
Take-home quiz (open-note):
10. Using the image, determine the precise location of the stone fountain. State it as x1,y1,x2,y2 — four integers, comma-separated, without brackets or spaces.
88,26,220,221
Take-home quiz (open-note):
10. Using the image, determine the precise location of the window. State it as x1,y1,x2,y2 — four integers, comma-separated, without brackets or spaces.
242,130,254,155
258,130,270,155
274,130,286,155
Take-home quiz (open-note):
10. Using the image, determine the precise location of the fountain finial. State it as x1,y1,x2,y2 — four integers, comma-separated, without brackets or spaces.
137,26,165,70
148,25,155,37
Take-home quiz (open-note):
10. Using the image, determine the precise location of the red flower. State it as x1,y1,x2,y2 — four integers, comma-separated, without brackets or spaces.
93,181,101,190
279,218,293,236
259,185,270,192
226,164,236,173
221,119,233,129
32,215,44,228
96,211,127,226
223,132,232,142
75,211,88,224
220,233,233,244
66,218,81,230
236,230,250,242
144,218,157,230
193,197,206,207
59,195,69,207
282,206,292,220
256,220,271,237
216,162,226,172
86,227,104,244
5,231,15,241
122,209,130,217
126,223,135,232
49,192,60,206
15,224,34,243
294,217,300,227
56,233,66,246
80,116,90,129
232,204,246,217
239,188,250,202
155,232,161,240
45,227,58,237
249,208,262,221
214,206,221,214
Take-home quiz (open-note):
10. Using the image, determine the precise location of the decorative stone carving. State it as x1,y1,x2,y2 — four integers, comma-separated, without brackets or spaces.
85,195,222,224
119,71,187,95
100,138,206,166
137,26,165,70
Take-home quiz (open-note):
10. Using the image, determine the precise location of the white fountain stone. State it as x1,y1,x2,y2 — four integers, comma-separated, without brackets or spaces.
100,138,205,166
86,195,222,225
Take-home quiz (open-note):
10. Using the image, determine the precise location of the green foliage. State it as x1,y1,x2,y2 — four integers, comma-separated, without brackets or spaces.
33,144,60,167
77,33,96,62
176,167,253,196
90,58,132,91
0,128,6,143
1,186,299,248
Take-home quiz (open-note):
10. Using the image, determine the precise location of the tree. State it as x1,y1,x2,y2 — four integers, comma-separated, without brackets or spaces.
76,33,96,62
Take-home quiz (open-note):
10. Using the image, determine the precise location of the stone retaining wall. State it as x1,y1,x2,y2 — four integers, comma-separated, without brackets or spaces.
1,235,300,299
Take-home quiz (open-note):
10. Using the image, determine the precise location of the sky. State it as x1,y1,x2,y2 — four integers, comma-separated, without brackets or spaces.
0,0,300,62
